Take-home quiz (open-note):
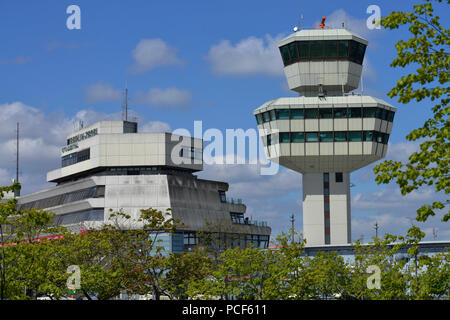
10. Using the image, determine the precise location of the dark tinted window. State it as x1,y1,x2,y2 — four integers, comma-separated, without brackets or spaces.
383,133,390,144
349,107,362,118
298,41,309,58
280,46,290,64
356,42,366,64
334,132,347,142
277,109,290,120
320,132,333,142
387,111,395,122
363,131,373,141
363,107,376,118
279,132,290,143
269,110,276,121
338,40,349,57
291,109,304,119
375,108,383,119
263,112,270,122
334,108,347,118
325,40,338,58
288,42,298,62
256,114,263,125
291,132,304,142
306,132,319,142
305,109,319,119
349,131,362,142
267,134,272,146
319,108,333,119
349,40,359,61
310,41,323,58
381,108,388,121
335,172,343,183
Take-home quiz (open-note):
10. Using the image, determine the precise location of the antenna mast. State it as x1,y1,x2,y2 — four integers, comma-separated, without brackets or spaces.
374,221,379,238
14,122,20,197
290,213,295,243
122,86,129,122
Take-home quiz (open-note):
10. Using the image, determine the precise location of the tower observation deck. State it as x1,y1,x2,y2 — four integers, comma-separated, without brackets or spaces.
254,20,396,246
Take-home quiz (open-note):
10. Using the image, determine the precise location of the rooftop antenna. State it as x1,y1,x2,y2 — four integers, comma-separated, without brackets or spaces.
122,83,129,122
290,213,295,243
14,122,20,197
374,221,379,238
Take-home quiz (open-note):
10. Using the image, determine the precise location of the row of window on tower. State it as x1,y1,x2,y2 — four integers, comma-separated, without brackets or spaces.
256,107,395,124
279,40,367,66
61,148,90,167
266,130,390,145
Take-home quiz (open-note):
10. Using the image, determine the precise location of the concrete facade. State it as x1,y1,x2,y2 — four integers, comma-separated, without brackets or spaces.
18,120,271,251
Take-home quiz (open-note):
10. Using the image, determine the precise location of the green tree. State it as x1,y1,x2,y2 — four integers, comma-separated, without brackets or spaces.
374,0,449,223
0,183,66,300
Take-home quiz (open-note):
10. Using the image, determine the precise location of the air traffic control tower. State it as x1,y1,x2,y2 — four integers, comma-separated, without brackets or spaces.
254,19,396,246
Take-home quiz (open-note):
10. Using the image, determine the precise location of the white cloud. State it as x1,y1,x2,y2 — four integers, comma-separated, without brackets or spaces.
140,121,171,133
206,34,285,76
84,83,122,103
0,56,32,65
0,101,171,194
135,88,192,108
130,38,181,72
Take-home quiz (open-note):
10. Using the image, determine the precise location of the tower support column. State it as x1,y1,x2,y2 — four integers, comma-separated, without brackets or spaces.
302,172,351,246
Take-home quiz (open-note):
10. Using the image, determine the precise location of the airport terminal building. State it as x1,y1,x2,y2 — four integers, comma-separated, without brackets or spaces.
17,120,271,252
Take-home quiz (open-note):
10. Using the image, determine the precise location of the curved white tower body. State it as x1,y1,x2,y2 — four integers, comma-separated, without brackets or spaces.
254,26,396,246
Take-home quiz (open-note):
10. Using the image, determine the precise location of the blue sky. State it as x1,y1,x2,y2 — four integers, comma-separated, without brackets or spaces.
0,0,448,242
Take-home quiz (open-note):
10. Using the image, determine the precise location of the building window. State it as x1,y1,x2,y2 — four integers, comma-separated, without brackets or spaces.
288,42,298,62
267,134,272,146
280,45,290,63
325,40,338,58
279,132,290,143
305,109,319,119
255,114,263,125
338,40,349,57
269,110,276,121
61,148,90,168
363,107,376,118
290,109,304,119
363,131,373,141
305,132,319,142
291,132,305,143
319,132,333,142
349,131,362,142
334,108,347,118
230,212,244,224
280,40,365,66
310,40,323,58
276,109,290,120
219,191,226,203
263,112,271,122
334,132,347,142
348,107,362,118
387,111,395,122
298,41,309,58
335,172,343,183
323,172,329,183
319,108,333,119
